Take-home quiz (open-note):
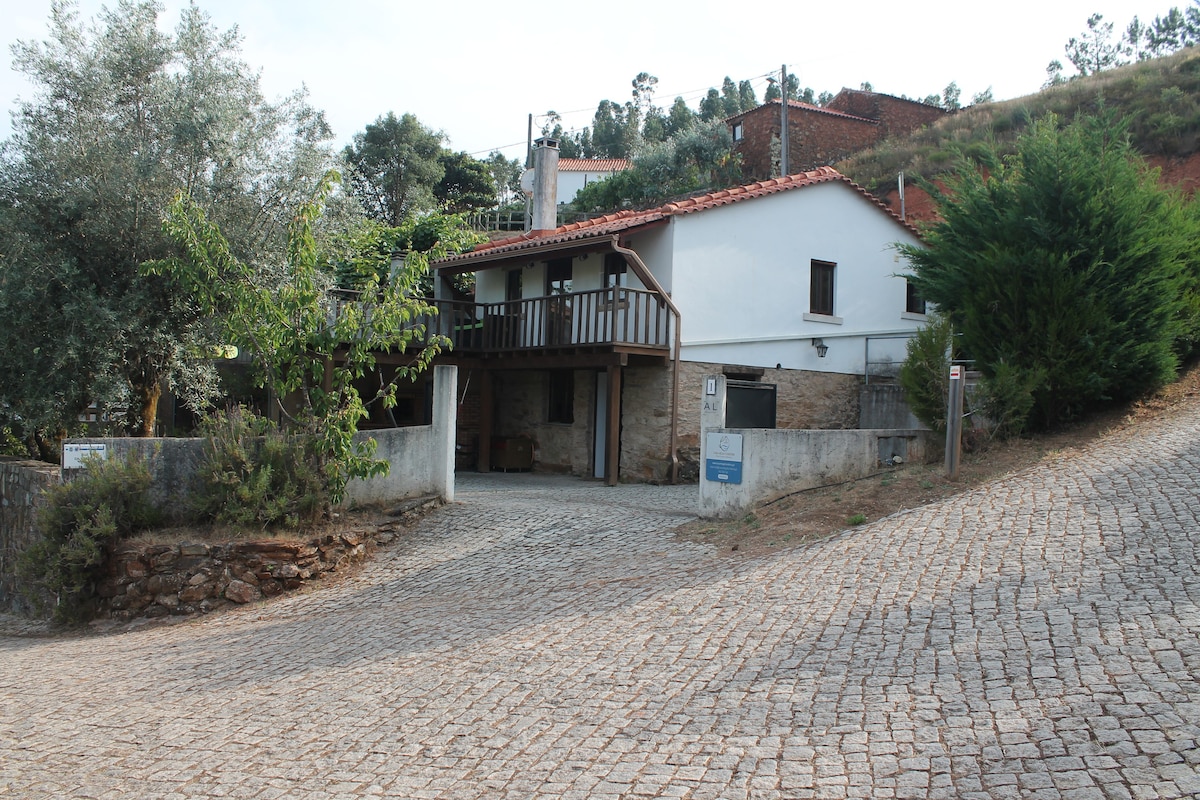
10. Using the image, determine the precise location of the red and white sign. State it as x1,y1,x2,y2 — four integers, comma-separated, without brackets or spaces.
950,365,962,380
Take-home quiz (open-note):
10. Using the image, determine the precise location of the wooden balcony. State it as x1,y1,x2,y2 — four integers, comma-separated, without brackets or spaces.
427,288,671,357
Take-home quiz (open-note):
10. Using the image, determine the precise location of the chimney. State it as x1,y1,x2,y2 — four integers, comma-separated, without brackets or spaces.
531,136,560,234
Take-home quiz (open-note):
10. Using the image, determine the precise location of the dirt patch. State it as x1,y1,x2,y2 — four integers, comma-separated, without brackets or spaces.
677,364,1200,558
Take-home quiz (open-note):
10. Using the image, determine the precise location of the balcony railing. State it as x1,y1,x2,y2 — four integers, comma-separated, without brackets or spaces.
428,288,671,353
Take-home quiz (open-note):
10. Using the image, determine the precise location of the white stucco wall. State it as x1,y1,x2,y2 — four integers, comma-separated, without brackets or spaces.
668,182,926,375
557,170,623,204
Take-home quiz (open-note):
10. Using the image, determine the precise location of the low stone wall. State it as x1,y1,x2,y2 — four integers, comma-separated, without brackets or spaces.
97,498,439,622
0,458,60,613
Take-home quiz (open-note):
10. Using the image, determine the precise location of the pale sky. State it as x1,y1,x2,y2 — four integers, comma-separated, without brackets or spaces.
0,0,1174,161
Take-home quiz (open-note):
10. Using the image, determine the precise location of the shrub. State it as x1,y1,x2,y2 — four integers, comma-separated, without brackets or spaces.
900,111,1200,429
18,452,160,624
191,407,328,529
898,313,953,433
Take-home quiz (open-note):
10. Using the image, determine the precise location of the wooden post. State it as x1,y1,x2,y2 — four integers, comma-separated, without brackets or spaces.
605,364,622,486
478,370,493,473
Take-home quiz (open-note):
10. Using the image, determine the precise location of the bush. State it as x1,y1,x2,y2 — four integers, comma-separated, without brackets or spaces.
191,407,328,529
17,452,160,624
898,313,954,433
977,360,1044,440
901,111,1200,429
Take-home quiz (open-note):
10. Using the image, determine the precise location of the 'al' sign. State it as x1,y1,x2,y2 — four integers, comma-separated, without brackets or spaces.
705,432,744,484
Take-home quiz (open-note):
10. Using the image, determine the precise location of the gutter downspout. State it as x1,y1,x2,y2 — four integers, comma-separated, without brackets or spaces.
611,237,681,485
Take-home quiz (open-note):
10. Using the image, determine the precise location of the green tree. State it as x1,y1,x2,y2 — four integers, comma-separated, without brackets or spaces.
666,97,698,136
343,112,445,226
899,112,1200,430
484,150,523,206
435,150,496,213
1065,13,1125,76
569,121,739,212
721,77,741,116
148,172,450,509
942,81,962,111
738,80,758,111
0,0,336,447
699,88,724,121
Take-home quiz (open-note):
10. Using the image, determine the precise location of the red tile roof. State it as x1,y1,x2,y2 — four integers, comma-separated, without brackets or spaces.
558,158,631,172
436,167,919,269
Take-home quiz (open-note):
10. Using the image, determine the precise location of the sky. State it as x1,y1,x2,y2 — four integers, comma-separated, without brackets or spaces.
0,0,1171,161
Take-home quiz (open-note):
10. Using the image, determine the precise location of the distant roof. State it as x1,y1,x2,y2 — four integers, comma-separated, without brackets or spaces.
436,167,919,271
828,87,947,113
558,158,631,172
727,99,877,125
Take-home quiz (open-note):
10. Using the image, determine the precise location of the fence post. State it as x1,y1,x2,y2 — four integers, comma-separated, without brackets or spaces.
945,364,964,478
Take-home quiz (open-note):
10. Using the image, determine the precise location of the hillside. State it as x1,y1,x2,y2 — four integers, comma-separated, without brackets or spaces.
838,48,1200,224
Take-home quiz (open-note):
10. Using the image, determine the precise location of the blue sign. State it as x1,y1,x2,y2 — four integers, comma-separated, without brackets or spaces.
704,433,744,485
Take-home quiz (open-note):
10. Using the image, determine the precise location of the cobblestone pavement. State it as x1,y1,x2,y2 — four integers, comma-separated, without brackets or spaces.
3,404,1200,800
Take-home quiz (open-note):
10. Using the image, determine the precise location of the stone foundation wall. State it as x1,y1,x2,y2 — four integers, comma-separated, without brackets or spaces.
494,370,594,476
674,362,861,481
97,499,439,622
0,458,60,613
486,362,863,484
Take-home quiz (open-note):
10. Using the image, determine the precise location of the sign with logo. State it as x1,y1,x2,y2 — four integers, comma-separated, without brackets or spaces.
705,432,743,484
62,443,108,469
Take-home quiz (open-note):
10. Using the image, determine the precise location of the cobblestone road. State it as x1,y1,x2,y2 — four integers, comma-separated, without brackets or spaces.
3,401,1200,799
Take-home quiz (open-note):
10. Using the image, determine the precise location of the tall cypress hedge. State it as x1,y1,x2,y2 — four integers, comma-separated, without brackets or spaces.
900,111,1200,429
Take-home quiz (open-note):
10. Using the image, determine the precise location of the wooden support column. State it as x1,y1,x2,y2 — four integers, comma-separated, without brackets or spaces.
605,364,622,486
477,370,493,473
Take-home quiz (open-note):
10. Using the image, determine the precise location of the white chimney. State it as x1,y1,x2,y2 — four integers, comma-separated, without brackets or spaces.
531,136,560,233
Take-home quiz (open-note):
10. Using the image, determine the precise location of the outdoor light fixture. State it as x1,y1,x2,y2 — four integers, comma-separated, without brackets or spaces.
812,338,829,358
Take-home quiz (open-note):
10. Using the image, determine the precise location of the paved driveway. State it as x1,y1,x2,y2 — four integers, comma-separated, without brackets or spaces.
3,404,1200,799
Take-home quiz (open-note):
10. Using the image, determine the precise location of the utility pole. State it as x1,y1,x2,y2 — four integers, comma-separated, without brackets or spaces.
779,64,789,177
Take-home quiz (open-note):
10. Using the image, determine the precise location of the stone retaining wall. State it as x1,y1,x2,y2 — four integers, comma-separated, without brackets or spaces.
0,458,60,613
97,498,439,622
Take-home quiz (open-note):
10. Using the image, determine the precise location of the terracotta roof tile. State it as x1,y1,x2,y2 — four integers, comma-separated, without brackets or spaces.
558,158,631,172
436,167,919,268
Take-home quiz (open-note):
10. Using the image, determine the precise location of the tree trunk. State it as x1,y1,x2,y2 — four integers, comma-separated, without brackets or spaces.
133,380,161,437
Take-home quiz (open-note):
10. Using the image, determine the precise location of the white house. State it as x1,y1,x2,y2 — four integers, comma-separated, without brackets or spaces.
428,138,926,484
555,158,630,204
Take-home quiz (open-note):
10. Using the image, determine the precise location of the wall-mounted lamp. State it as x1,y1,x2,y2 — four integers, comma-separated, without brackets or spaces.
812,338,829,358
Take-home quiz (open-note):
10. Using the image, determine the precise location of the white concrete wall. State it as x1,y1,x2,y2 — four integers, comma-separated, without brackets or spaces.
62,366,459,514
669,181,926,374
345,365,458,505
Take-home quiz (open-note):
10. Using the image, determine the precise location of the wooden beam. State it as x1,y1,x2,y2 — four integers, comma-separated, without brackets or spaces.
477,370,493,473
605,364,622,486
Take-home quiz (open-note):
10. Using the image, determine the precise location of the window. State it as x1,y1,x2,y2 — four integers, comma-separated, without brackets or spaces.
547,370,574,423
546,258,572,294
905,279,926,315
810,260,835,316
603,253,627,289
732,121,744,142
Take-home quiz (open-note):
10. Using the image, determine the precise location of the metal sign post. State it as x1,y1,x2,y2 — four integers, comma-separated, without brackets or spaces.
945,365,964,478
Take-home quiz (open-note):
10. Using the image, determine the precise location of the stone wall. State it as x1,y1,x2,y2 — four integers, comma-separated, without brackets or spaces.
97,499,439,622
493,369,594,475
735,103,880,181
0,458,60,613
485,362,863,484
824,91,947,139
